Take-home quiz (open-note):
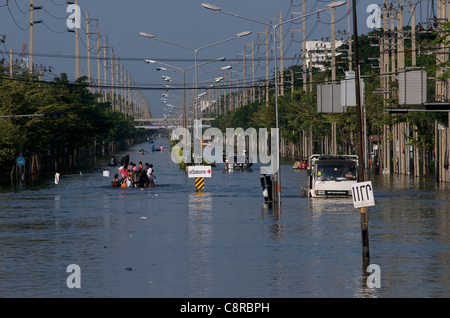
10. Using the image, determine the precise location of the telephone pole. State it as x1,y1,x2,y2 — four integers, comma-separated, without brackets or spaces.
352,0,370,266
97,29,101,95
86,12,91,91
75,0,79,79
279,11,284,96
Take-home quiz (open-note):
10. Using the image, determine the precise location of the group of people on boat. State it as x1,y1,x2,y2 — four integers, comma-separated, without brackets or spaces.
152,145,163,152
293,159,308,170
111,161,155,188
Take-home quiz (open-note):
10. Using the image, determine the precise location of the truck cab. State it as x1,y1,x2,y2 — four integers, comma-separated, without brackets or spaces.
303,154,358,197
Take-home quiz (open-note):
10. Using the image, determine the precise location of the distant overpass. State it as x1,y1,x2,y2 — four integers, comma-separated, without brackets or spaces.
134,118,215,129
134,118,216,122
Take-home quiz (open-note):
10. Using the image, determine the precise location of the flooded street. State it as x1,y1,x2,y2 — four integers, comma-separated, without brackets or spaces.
1,137,450,298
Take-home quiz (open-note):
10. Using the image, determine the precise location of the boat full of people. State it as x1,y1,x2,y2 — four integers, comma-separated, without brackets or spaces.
111,161,156,188
292,159,307,170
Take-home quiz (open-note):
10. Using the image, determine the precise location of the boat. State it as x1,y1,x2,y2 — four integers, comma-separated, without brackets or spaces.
292,162,307,170
302,154,358,197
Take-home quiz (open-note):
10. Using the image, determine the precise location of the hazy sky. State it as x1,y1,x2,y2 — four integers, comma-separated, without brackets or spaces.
1,1,394,118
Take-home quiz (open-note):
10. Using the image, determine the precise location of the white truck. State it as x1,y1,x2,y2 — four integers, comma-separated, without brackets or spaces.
302,154,358,197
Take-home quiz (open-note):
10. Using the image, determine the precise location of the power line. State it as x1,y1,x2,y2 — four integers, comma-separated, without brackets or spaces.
13,0,30,14
5,4,30,31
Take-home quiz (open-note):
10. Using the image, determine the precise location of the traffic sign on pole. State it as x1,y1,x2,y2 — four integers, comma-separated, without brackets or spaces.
351,181,375,208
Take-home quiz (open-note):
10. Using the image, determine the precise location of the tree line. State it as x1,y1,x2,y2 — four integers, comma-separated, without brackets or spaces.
0,70,148,173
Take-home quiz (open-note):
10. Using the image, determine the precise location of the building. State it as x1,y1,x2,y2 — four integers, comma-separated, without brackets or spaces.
304,40,344,71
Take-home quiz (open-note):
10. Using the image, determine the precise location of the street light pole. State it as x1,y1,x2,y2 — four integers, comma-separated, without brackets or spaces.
139,32,250,123
145,58,228,132
201,1,347,210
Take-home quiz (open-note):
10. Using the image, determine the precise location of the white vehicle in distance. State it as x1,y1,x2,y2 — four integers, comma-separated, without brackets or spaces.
302,154,358,197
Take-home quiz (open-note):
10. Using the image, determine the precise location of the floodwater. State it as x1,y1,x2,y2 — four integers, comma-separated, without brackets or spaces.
0,137,449,298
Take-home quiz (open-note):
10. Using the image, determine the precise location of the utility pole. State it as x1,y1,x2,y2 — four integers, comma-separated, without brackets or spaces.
10,49,13,77
228,67,232,111
331,0,336,81
75,0,79,79
279,11,284,97
303,0,307,91
29,0,34,74
266,26,270,105
121,64,125,113
352,0,369,266
117,57,123,111
252,39,255,103
411,2,416,67
110,50,115,108
86,12,91,91
97,29,101,95
331,0,337,155
102,38,108,102
243,46,246,104
235,55,239,110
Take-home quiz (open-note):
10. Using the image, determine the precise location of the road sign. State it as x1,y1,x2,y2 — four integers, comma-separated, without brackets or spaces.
188,166,212,178
351,181,375,208
16,157,25,166
195,177,205,191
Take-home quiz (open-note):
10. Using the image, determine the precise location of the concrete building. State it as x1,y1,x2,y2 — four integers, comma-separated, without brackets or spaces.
304,40,344,71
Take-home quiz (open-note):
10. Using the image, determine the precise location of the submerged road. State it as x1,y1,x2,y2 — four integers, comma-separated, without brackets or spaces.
0,137,450,297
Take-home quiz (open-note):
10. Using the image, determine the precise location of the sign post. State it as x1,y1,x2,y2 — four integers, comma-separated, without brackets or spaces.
188,166,211,192
351,181,374,266
16,157,25,183
351,181,375,208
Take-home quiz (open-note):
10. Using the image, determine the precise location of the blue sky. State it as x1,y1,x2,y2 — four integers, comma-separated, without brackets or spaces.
1,1,395,118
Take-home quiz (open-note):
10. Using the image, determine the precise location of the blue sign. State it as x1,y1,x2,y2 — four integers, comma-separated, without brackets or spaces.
16,157,25,166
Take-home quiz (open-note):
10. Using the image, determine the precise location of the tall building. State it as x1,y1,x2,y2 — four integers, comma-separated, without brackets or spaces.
304,40,344,71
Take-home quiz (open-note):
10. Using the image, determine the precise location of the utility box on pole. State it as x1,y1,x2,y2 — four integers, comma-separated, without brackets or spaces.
398,70,427,105
317,84,342,113
341,71,365,109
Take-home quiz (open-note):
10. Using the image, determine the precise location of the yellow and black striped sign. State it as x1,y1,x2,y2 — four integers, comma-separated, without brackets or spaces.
195,177,204,191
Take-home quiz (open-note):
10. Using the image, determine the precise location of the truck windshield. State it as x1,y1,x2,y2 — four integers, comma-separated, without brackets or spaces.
316,163,356,180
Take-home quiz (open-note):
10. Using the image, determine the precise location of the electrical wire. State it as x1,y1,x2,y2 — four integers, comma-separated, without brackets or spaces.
6,4,30,31
13,0,29,14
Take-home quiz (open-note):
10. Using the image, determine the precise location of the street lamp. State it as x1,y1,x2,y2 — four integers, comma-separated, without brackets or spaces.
202,1,346,209
139,31,251,125
144,57,228,130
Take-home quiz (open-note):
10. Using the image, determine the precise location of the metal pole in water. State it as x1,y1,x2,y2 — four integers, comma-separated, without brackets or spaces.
352,0,370,266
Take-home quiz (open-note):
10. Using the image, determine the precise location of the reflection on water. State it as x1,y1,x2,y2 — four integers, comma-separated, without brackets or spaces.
188,192,213,296
0,143,449,297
